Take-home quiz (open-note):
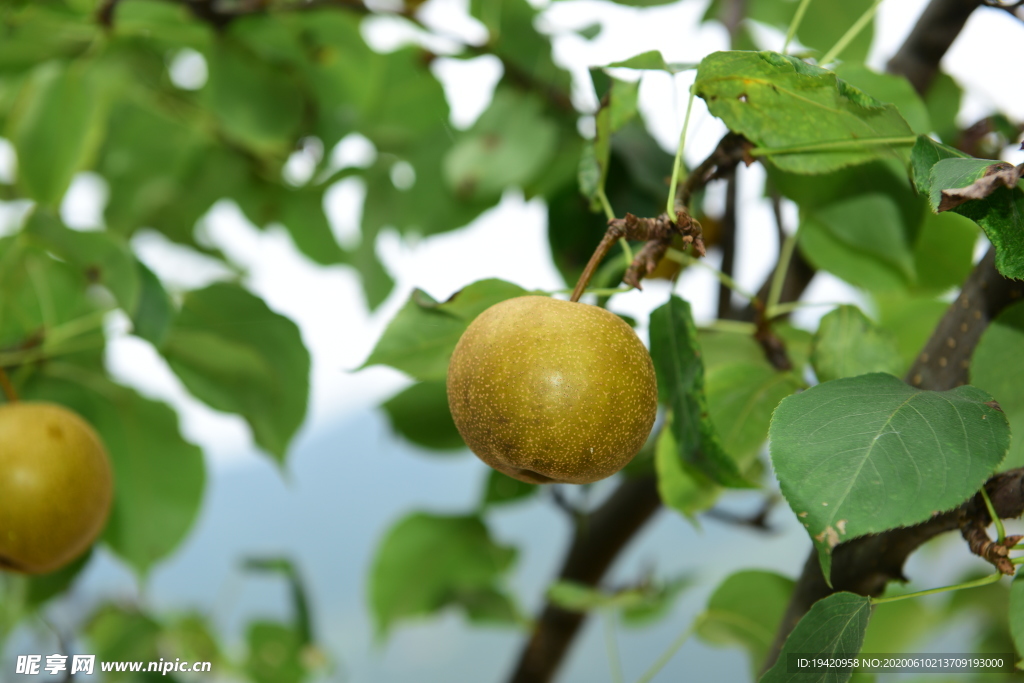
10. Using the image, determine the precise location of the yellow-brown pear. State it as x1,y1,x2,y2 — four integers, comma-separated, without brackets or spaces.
0,402,113,574
447,296,658,484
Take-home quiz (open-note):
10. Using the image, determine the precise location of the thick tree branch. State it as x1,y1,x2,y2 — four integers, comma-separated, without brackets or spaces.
717,173,739,320
886,0,984,93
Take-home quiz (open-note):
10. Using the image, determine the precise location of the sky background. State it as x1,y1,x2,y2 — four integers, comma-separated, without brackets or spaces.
3,0,1024,680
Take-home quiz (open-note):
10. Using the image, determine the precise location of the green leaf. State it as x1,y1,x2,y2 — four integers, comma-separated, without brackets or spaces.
1010,575,1024,669
7,60,108,205
205,40,304,155
161,283,310,463
22,368,205,576
923,73,962,144
362,279,529,381
909,135,969,195
811,306,903,382
655,421,719,519
697,570,795,675
759,593,871,683
86,604,163,667
25,550,92,609
833,63,930,135
649,296,751,487
278,186,348,266
798,193,917,290
911,210,977,294
860,590,935,655
444,88,558,202
579,77,639,211
131,260,175,346
243,557,314,645
927,157,1024,280
605,50,696,73
694,51,914,174
246,621,306,683
547,577,691,620
382,380,464,452
481,468,538,508
700,330,805,467
620,575,693,627
770,373,1010,581
971,301,1024,471
23,209,140,313
874,292,948,369
369,512,517,637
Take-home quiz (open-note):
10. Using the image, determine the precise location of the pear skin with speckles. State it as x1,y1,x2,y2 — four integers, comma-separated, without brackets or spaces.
0,402,113,574
446,296,658,484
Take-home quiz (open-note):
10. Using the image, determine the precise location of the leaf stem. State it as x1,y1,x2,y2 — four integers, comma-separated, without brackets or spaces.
0,368,18,403
597,187,616,223
634,614,703,683
666,248,755,300
766,227,798,316
783,0,814,53
820,0,885,65
620,238,634,268
870,572,1003,605
749,136,917,157
979,487,1006,543
666,88,696,216
604,610,624,683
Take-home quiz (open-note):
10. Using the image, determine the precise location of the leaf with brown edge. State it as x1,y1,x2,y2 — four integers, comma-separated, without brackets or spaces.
937,161,1024,212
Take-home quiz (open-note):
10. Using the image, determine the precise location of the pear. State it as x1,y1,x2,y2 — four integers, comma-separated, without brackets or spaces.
447,296,658,484
0,402,113,574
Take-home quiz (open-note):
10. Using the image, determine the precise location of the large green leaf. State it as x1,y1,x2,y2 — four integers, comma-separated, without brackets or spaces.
770,373,1009,580
911,210,977,294
759,593,871,683
649,296,750,487
7,60,108,205
579,77,639,211
161,283,310,463
369,512,517,637
971,301,1024,471
382,380,464,452
697,570,795,675
23,368,205,576
811,306,903,382
362,279,529,381
694,51,914,174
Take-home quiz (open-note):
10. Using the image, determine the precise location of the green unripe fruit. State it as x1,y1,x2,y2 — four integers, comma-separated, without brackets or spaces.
446,296,658,484
0,402,113,574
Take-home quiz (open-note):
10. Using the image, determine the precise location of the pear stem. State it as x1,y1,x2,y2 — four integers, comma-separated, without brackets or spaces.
570,228,623,303
0,367,18,403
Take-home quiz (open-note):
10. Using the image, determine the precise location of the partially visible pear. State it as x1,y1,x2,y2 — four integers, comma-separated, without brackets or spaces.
446,296,658,484
0,402,113,574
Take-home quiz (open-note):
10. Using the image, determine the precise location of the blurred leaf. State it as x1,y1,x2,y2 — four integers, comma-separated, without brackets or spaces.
205,39,304,155
1010,575,1024,668
760,593,871,683
770,373,1009,581
246,621,305,683
131,260,175,346
799,193,916,291
23,367,204,576
579,77,638,211
445,88,558,202
694,51,914,174
460,585,521,625
24,209,140,313
7,60,109,205
697,570,794,675
923,72,962,144
161,283,310,463
244,557,314,646
576,23,602,40
621,575,694,626
278,186,348,266
874,292,947,369
25,550,92,609
382,380,464,452
363,279,529,381
369,512,517,637
87,604,162,670
655,421,719,519
971,301,1024,471
811,305,903,382
860,590,935,654
833,63,930,135
165,613,224,670
481,468,538,508
606,51,696,73
912,210,977,294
